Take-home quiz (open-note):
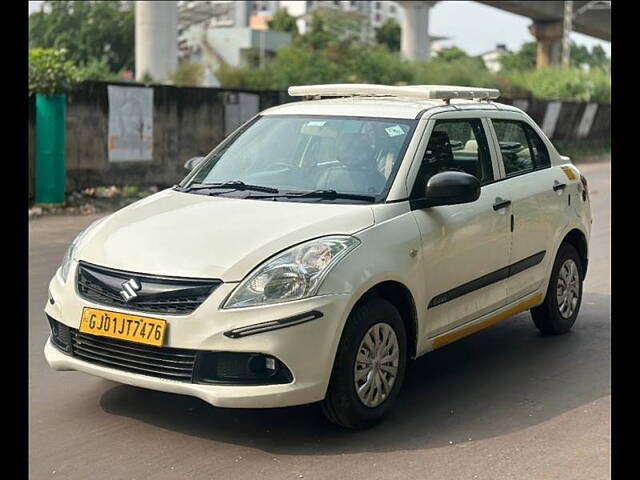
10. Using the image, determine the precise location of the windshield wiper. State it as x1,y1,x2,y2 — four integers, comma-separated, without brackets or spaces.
176,181,279,194
248,189,376,203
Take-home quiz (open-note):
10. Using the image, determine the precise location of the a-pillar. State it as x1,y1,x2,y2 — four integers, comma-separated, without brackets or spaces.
528,20,563,68
398,1,437,61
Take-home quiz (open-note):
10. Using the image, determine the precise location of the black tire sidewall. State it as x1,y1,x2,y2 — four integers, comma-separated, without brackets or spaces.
324,297,407,428
535,243,583,333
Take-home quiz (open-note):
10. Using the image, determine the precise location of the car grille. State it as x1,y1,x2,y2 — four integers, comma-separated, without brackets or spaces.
76,261,222,315
70,328,197,382
47,317,294,386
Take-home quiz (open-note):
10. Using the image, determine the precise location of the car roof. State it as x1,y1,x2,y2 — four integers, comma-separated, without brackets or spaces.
261,96,524,120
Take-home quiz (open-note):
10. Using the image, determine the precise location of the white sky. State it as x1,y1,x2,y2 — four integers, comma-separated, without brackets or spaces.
28,0,611,56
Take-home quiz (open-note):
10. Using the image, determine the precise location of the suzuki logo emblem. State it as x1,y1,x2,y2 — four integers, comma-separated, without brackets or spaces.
120,278,141,302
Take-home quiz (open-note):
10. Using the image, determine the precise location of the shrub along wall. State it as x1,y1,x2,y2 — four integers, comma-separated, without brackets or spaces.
28,81,610,198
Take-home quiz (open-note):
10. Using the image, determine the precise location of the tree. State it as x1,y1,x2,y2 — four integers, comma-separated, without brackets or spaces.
28,1,134,75
435,46,470,62
375,19,400,52
500,40,610,71
500,41,537,71
267,8,299,37
571,43,608,70
29,48,81,95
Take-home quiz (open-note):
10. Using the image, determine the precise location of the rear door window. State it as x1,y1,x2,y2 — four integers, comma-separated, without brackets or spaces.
491,119,550,176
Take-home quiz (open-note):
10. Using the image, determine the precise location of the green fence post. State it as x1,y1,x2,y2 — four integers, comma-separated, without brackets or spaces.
35,93,66,206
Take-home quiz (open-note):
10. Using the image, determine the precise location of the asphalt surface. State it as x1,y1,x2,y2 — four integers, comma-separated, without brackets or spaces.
29,161,611,480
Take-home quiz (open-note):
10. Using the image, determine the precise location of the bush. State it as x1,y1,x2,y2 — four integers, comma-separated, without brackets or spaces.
506,66,611,102
413,57,497,88
29,48,81,95
214,33,610,104
170,61,205,87
77,58,120,82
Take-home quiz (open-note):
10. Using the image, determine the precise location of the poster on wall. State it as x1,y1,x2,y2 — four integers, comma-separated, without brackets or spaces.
107,85,153,162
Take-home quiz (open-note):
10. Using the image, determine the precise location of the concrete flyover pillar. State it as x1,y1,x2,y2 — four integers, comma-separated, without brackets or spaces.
398,1,437,61
135,1,178,82
528,20,563,68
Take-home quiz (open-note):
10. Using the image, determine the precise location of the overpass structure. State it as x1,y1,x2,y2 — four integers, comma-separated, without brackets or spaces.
135,0,611,81
478,1,610,66
398,1,610,66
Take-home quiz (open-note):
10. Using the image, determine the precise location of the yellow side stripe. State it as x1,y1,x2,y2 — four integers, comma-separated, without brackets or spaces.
432,293,544,348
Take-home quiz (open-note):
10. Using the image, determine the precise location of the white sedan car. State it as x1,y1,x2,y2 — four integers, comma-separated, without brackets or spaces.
45,84,591,429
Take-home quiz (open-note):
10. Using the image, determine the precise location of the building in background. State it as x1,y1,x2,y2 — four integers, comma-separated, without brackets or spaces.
481,43,509,73
177,1,292,86
175,0,442,86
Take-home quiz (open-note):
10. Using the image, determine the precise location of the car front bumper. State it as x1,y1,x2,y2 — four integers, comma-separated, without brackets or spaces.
44,263,353,408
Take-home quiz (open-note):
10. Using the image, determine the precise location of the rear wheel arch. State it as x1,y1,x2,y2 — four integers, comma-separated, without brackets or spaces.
560,228,588,276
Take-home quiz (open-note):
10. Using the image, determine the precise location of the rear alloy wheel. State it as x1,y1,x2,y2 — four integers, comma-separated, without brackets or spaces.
321,297,407,429
531,243,584,335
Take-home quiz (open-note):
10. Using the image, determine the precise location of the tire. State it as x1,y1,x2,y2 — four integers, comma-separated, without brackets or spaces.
320,297,407,429
530,243,584,335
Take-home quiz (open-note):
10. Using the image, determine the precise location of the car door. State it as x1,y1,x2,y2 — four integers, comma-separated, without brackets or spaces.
409,112,511,339
487,114,566,303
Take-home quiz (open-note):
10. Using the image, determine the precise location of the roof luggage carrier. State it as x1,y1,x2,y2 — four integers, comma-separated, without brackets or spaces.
288,84,500,104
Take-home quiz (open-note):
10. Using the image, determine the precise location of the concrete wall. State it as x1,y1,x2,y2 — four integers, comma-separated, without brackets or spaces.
499,97,611,144
28,82,610,199
28,81,294,198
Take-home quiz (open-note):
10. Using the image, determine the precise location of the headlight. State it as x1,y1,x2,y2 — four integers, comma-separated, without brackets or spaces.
59,217,108,283
223,235,360,309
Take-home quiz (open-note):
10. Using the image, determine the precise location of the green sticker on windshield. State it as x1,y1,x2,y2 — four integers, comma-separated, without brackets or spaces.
385,125,405,137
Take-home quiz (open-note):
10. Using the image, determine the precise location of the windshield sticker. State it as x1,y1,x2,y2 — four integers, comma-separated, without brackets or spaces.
385,125,405,137
306,121,326,127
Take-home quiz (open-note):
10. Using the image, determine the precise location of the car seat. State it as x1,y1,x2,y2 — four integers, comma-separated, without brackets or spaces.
315,133,386,194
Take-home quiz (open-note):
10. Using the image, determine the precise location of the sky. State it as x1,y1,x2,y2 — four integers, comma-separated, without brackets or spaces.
430,1,611,56
28,0,611,56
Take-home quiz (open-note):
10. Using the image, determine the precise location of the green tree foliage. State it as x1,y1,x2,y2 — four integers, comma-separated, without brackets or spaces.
305,8,367,44
77,58,122,81
571,43,609,70
375,19,400,52
29,48,81,95
215,12,609,103
435,46,470,62
500,41,537,71
501,41,610,71
169,61,205,87
267,8,299,37
28,1,134,75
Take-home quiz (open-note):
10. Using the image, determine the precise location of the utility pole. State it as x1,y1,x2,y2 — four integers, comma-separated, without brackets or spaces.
562,1,612,67
562,0,573,66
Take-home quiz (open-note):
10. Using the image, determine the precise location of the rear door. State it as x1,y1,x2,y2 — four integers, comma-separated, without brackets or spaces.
409,112,512,339
487,114,567,303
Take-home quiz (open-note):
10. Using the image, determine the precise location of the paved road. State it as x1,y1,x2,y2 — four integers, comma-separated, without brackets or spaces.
29,161,610,480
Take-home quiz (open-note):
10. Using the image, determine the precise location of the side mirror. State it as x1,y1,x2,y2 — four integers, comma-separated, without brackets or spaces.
424,171,480,207
184,156,205,171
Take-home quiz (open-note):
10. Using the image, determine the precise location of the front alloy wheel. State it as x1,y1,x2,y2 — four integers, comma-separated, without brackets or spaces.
321,297,407,429
354,323,400,408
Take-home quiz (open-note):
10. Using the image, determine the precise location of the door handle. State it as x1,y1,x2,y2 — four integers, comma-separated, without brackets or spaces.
553,182,567,192
493,199,511,211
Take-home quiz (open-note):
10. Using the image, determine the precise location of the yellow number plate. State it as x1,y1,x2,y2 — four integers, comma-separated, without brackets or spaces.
79,307,167,347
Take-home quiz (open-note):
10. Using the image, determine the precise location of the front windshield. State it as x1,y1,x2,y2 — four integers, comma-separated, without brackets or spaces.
183,115,417,200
